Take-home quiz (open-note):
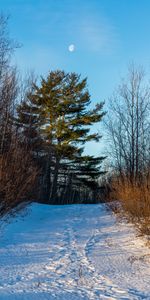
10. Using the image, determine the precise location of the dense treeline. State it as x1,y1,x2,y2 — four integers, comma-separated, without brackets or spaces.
0,15,106,215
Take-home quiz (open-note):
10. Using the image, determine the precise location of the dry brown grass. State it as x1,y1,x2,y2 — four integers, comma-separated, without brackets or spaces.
110,176,150,237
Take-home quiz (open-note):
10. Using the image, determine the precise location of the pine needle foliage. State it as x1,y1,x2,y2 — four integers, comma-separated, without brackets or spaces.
17,70,106,203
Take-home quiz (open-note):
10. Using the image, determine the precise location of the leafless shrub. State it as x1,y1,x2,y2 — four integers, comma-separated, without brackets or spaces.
107,174,150,236
0,137,38,216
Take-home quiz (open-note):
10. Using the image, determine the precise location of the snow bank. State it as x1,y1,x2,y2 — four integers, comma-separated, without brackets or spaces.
0,203,150,299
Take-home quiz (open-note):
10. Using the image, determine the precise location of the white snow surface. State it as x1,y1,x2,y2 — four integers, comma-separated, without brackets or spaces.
0,203,150,300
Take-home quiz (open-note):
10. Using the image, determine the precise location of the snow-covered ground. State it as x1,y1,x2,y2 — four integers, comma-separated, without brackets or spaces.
0,203,150,300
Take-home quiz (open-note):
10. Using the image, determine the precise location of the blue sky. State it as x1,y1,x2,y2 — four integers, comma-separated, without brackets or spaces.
1,0,150,155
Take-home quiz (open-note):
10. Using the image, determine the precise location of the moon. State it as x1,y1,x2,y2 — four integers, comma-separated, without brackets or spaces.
68,44,75,52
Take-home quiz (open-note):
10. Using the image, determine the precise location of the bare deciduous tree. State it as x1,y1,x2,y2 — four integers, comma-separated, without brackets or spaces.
106,64,150,182
0,15,38,217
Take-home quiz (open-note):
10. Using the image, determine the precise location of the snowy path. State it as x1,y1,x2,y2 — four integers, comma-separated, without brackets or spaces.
0,203,150,299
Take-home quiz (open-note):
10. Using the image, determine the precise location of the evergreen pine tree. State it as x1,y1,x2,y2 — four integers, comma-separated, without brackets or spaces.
17,70,106,203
